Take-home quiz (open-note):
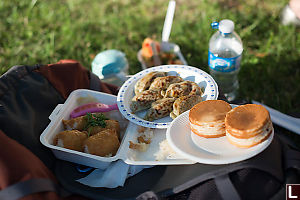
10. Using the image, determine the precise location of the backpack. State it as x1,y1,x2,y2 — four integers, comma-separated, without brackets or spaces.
0,61,299,200
0,60,117,200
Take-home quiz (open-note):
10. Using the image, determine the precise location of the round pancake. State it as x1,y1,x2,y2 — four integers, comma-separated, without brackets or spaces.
226,120,272,139
190,125,226,138
189,100,231,138
225,104,270,137
226,126,273,148
189,100,232,126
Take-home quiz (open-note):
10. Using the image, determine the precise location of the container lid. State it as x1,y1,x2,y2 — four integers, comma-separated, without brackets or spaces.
91,50,128,79
219,19,234,34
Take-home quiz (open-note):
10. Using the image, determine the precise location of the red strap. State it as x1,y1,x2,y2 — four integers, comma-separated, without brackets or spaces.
35,62,90,99
35,61,119,99
57,59,79,64
0,131,61,200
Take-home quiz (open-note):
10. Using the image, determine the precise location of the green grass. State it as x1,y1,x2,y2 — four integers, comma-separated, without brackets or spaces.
1,0,300,142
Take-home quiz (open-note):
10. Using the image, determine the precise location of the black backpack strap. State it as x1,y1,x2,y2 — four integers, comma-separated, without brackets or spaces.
276,129,300,170
0,178,70,200
283,144,300,170
136,136,284,199
179,136,283,191
137,173,242,200
215,174,241,200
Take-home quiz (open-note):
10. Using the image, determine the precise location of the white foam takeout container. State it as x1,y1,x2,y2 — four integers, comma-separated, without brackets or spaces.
40,89,194,169
137,42,188,69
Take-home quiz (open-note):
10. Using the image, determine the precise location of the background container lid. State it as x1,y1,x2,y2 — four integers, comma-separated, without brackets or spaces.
92,49,128,79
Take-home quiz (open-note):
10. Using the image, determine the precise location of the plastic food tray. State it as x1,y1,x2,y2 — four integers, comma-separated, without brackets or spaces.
40,89,194,169
137,42,187,69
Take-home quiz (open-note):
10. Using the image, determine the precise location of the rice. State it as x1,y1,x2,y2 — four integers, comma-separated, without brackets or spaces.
154,139,176,161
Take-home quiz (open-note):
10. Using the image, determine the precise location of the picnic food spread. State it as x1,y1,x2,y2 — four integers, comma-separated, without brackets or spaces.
54,112,121,157
44,67,273,169
189,100,273,148
130,71,203,121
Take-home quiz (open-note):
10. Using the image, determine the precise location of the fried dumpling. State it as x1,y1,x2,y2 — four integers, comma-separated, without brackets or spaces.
62,116,120,136
170,94,202,119
149,76,184,91
130,90,163,113
163,81,203,98
62,116,87,130
134,71,167,95
189,81,203,96
53,130,87,152
83,129,120,157
86,120,120,138
144,98,176,121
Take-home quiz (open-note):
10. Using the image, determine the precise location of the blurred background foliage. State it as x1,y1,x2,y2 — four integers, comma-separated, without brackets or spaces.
0,0,299,120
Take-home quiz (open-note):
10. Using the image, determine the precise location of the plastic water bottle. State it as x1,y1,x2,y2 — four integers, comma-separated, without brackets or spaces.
208,19,243,101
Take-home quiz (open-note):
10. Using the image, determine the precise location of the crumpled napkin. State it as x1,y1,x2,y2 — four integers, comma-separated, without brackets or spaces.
76,160,153,188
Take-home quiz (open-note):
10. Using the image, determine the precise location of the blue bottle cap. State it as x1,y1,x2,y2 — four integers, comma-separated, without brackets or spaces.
211,22,219,29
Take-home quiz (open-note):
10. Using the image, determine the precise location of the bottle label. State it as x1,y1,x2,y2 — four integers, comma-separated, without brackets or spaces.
208,51,241,72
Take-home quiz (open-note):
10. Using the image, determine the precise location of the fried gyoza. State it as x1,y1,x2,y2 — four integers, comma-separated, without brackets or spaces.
170,94,202,119
83,129,120,157
134,71,167,95
189,81,203,96
53,130,87,152
130,89,163,113
163,81,203,98
144,98,176,121
149,76,184,91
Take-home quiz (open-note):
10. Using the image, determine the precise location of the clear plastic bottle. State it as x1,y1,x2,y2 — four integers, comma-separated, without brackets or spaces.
208,19,243,101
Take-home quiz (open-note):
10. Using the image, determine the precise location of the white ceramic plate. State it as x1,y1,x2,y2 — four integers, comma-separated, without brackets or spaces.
117,65,218,129
166,110,274,165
